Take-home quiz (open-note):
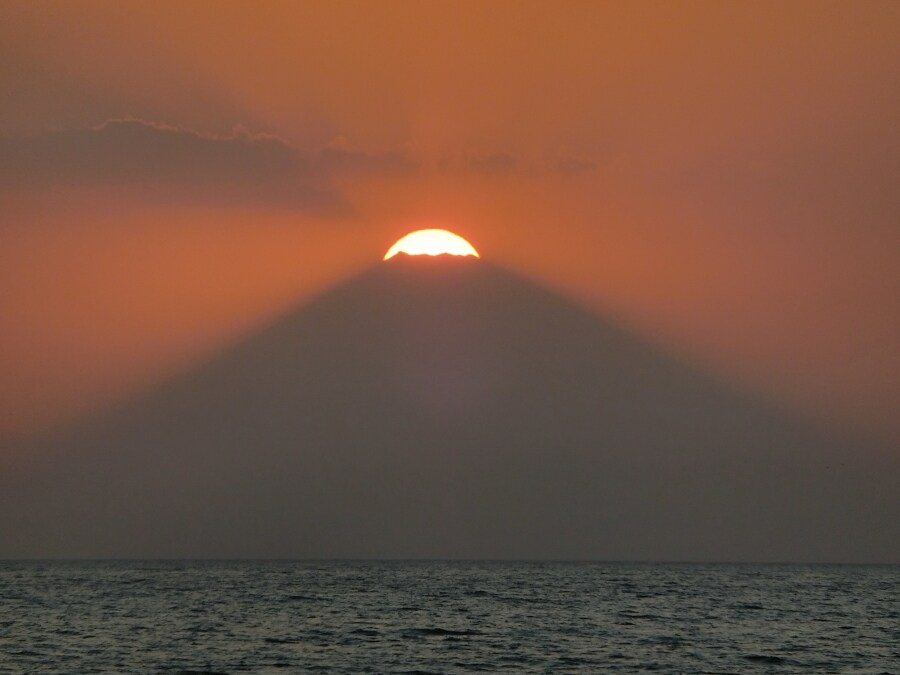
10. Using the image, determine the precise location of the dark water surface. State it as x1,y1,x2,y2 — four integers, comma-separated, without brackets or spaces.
1,561,897,674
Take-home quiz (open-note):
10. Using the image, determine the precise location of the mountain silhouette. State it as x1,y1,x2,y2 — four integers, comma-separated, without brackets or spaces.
2,255,897,561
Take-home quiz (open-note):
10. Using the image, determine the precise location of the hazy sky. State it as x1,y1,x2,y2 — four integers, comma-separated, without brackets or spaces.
1,1,898,447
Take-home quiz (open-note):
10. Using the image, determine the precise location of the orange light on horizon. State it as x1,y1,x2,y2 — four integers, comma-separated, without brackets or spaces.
383,229,480,260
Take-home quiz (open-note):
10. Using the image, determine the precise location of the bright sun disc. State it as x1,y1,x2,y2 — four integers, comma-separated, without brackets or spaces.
383,229,480,260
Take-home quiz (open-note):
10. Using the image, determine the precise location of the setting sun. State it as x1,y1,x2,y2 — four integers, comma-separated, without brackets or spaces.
383,229,480,260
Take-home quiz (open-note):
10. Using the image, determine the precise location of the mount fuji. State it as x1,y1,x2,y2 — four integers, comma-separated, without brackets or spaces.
2,255,896,561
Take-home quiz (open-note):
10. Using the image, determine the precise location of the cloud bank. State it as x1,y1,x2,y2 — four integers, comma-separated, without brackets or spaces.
0,120,599,215
0,119,423,212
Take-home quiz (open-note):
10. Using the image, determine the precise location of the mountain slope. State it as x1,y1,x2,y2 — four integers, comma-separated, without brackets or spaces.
2,255,897,560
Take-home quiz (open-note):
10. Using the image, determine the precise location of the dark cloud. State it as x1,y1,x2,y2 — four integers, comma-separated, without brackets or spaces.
0,121,597,213
0,119,300,185
0,119,420,212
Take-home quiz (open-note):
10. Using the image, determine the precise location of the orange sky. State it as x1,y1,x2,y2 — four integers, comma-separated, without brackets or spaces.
1,0,898,445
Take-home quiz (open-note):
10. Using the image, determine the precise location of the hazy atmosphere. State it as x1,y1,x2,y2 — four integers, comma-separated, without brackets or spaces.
1,0,899,562
2,1,898,450
3,4,899,673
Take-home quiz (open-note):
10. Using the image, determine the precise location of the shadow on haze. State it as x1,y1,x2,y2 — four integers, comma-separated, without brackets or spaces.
1,254,897,561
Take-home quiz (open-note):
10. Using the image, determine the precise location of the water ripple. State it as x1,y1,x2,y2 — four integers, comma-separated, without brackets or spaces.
1,561,897,674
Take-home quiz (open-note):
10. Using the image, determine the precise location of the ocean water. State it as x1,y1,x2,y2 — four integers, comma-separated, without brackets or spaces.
0,562,897,674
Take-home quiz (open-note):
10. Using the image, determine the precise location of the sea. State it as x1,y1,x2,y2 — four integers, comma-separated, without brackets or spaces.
0,561,897,674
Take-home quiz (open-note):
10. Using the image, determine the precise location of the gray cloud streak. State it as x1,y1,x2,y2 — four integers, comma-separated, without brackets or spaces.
0,119,421,212
0,120,600,215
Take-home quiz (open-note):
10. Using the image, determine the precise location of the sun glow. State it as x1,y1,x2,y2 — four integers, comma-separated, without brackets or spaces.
383,229,480,260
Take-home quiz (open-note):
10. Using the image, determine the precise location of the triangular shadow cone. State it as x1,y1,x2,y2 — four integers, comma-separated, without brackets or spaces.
2,256,897,560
